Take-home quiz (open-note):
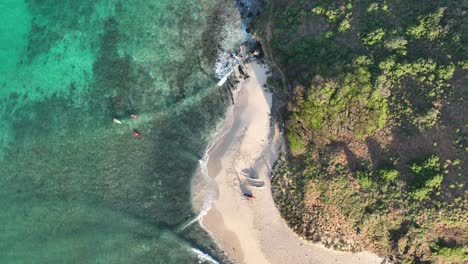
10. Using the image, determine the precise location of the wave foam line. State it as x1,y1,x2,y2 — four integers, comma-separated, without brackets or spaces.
191,247,220,264
182,158,217,231
197,158,217,217
217,69,233,86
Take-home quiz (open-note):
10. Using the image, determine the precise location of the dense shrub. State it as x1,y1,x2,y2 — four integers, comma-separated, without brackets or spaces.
408,155,444,200
256,0,467,262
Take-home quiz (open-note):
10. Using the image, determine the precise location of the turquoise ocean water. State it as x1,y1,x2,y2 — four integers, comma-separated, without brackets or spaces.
0,0,244,263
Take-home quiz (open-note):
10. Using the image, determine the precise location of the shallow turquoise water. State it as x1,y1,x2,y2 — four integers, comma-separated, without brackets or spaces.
0,0,242,263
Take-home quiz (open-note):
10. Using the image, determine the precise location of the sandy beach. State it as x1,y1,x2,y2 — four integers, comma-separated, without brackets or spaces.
192,61,383,264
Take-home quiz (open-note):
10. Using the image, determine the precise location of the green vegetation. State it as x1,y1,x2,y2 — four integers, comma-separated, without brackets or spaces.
378,167,399,182
253,0,467,263
287,131,305,154
407,7,447,41
362,28,386,46
434,246,468,262
295,60,388,137
356,171,373,189
408,155,444,200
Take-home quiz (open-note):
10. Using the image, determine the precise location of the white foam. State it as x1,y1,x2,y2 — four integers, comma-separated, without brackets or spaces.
213,3,245,84
183,158,218,231
217,69,233,86
197,158,217,216
214,50,242,83
191,247,220,264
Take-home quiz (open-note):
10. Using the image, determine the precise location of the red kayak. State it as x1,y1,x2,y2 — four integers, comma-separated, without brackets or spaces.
133,131,142,138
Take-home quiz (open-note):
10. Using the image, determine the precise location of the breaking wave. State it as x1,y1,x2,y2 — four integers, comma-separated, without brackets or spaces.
191,247,220,264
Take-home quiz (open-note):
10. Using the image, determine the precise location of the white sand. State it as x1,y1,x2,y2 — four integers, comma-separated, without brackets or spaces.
192,62,383,264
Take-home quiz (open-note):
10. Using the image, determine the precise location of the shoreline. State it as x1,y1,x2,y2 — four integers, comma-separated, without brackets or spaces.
191,61,383,264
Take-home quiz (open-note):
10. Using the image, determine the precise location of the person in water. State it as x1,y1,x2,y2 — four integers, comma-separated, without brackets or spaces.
130,115,141,138
132,130,142,138
113,115,141,137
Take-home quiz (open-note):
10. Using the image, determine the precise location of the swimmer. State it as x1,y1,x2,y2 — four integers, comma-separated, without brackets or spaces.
132,130,142,138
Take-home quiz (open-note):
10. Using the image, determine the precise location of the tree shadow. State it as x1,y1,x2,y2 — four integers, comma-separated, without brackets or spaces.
327,141,363,172
365,137,385,172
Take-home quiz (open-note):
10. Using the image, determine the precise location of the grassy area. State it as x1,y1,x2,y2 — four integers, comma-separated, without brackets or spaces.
254,0,467,263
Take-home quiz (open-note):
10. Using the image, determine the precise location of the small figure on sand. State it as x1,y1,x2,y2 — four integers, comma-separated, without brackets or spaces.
243,193,255,200
130,114,138,119
113,118,122,124
132,130,142,138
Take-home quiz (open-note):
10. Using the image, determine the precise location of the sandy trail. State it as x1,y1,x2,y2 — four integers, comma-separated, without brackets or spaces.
193,62,383,264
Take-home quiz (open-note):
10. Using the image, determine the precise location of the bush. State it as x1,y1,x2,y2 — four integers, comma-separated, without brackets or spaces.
406,7,447,41
362,28,386,46
357,171,373,189
384,36,408,55
295,65,387,138
379,168,399,182
408,155,444,200
287,131,305,154
338,18,351,32
435,246,468,261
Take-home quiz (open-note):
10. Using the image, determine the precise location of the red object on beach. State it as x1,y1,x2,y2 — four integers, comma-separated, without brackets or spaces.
130,114,138,119
243,193,255,198
132,131,142,138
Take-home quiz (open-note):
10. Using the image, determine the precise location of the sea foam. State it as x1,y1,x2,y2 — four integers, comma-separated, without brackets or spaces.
191,247,220,264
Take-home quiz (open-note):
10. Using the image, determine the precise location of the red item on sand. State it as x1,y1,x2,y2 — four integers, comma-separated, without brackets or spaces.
132,131,142,138
243,193,254,198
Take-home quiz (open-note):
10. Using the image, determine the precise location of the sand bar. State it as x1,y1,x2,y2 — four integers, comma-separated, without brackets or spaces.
193,61,383,264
